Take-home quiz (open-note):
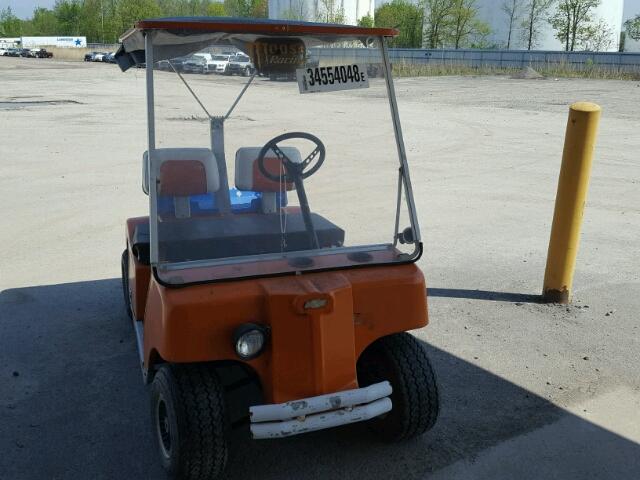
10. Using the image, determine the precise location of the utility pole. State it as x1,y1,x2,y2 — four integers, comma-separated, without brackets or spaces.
100,0,105,44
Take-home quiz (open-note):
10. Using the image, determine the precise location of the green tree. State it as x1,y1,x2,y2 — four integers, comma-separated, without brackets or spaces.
0,7,23,36
206,2,227,16
27,8,59,36
102,0,123,43
501,0,524,49
358,14,374,28
423,0,454,48
54,0,82,35
521,0,554,50
115,0,162,33
624,14,640,41
224,0,267,18
315,0,346,24
375,0,422,47
79,0,105,42
447,0,490,49
158,0,219,15
581,18,613,51
550,0,600,51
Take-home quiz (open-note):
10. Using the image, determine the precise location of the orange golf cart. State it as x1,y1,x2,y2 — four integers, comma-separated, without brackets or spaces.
117,17,438,480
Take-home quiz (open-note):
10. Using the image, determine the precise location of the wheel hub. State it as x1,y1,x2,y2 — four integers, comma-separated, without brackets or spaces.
156,397,172,459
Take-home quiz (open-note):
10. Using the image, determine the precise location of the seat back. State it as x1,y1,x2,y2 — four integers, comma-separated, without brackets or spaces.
235,147,301,213
143,148,219,218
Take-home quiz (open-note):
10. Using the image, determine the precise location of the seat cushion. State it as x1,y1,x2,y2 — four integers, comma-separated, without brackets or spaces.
235,147,301,192
143,148,220,196
159,160,207,196
132,213,345,264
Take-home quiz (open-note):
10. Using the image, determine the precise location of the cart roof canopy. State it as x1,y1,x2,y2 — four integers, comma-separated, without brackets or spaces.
116,17,398,72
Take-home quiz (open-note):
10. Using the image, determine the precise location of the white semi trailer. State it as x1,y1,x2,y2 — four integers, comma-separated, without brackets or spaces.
20,36,87,48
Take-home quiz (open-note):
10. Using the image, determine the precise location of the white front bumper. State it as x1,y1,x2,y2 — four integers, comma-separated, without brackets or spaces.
249,381,392,439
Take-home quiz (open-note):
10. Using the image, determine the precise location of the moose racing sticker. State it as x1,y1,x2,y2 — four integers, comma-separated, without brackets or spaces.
297,64,370,94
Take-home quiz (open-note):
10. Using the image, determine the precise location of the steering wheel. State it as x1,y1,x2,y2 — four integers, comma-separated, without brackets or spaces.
257,132,326,183
256,132,326,251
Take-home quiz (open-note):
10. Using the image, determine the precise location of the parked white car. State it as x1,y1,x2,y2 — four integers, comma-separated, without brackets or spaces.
0,48,8,56
210,54,232,74
226,53,255,76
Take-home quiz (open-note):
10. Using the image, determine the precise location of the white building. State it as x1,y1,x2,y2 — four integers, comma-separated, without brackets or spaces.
269,0,375,26
474,0,625,51
0,37,20,49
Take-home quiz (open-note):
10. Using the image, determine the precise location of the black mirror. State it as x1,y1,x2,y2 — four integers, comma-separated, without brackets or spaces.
397,227,415,245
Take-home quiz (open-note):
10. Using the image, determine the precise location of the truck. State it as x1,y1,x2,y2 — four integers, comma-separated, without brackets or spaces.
34,48,53,58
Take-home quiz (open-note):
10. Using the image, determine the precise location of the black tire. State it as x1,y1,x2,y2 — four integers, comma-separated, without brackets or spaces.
357,332,439,442
150,364,229,480
120,249,133,320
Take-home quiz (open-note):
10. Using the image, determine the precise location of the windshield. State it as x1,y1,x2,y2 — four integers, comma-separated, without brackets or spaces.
213,55,230,61
146,38,419,285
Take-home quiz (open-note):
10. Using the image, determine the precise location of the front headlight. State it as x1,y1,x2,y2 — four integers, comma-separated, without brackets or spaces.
233,324,268,360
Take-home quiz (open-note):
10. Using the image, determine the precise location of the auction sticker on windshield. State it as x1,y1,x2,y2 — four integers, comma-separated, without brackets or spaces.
297,64,370,94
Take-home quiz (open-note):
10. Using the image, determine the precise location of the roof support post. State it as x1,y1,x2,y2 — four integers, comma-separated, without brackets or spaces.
380,36,421,246
211,117,231,214
145,31,159,265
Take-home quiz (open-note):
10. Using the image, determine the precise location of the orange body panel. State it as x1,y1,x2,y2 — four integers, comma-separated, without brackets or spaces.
126,219,428,404
126,217,151,320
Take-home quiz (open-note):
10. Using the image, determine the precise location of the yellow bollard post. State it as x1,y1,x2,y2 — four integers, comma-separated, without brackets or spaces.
542,102,601,303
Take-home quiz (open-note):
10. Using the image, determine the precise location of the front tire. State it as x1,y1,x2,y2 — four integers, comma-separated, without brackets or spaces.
150,364,229,480
357,333,439,442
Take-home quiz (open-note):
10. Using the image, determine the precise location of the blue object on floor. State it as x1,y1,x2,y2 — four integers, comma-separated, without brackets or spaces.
158,188,287,215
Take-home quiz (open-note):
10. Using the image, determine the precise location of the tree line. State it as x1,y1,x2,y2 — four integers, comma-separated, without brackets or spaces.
0,0,265,44
373,0,627,51
1,0,637,51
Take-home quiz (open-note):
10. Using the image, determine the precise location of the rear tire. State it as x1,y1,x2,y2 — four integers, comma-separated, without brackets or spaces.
357,332,439,442
120,249,133,320
150,364,229,480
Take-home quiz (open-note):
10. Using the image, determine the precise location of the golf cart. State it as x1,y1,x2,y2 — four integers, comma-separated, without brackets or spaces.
116,17,438,480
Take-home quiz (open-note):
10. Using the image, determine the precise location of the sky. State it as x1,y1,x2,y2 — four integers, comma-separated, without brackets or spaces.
1,0,56,19
2,0,640,20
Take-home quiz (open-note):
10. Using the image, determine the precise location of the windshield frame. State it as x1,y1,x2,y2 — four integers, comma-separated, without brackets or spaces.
143,31,421,282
